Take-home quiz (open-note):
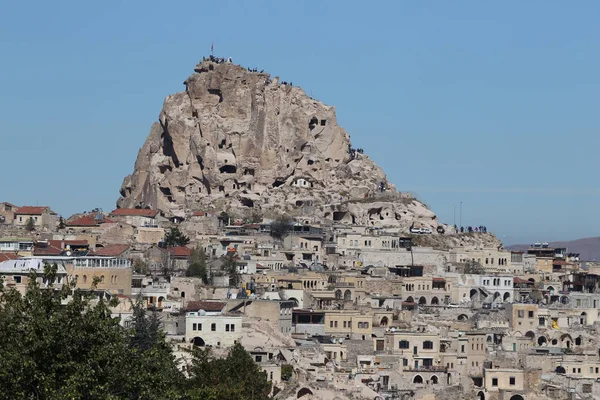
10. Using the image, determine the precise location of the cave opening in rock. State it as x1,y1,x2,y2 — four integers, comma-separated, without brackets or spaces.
309,117,318,130
219,165,237,174
273,179,285,188
241,198,254,208
207,88,223,103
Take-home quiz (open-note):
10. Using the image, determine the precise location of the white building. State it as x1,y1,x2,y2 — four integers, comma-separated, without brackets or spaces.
478,275,514,304
185,301,243,347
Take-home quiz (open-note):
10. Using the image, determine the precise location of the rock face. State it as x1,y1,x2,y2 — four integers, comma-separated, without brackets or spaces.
118,59,444,233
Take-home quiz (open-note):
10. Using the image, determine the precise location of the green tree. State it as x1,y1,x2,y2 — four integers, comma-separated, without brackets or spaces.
187,246,208,283
223,254,240,287
187,343,271,400
269,216,293,240
25,217,35,231
281,364,293,381
124,296,185,399
163,227,190,247
0,264,185,400
133,258,149,275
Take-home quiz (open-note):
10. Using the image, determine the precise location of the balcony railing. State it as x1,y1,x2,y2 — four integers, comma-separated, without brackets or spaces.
403,365,448,372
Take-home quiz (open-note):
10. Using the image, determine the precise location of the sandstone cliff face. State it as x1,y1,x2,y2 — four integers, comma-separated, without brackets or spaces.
118,60,443,233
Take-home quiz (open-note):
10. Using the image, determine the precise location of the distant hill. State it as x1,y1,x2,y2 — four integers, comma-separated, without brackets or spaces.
507,237,600,261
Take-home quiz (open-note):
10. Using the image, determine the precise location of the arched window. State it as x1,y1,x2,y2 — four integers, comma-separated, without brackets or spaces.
83,275,87,283
100,275,105,283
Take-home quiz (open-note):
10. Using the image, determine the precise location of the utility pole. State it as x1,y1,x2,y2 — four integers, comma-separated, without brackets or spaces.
453,205,456,227
459,202,463,230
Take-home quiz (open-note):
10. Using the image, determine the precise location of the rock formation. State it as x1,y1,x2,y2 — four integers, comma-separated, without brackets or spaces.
118,58,445,233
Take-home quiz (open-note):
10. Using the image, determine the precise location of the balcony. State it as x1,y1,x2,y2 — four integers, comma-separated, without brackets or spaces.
403,365,448,372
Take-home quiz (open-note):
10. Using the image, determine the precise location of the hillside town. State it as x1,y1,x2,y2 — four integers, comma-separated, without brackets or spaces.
1,201,597,400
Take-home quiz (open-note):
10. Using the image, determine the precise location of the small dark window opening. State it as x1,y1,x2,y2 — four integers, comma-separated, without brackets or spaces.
307,160,314,165
320,119,326,126
241,198,254,208
218,139,226,149
219,185,225,192
273,179,285,188
219,165,237,174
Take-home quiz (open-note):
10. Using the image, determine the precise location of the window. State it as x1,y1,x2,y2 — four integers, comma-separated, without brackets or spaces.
403,358,408,366
83,275,87,283
330,321,334,328
100,275,105,283
363,322,369,329
198,323,202,331
528,311,534,318
14,275,21,284
509,377,515,386
492,378,498,387
255,355,262,362
461,345,465,353
211,323,216,331
193,323,197,331
334,321,338,328
226,324,230,332
343,321,347,328
230,324,235,332
399,340,410,349
423,341,434,350
348,321,352,328
518,310,524,318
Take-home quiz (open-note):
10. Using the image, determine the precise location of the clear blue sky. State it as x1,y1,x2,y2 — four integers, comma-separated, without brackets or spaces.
2,1,599,245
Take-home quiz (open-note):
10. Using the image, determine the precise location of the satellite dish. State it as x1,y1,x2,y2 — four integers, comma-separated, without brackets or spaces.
66,251,72,256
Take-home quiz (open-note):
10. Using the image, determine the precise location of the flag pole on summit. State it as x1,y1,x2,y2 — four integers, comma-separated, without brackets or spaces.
211,43,214,56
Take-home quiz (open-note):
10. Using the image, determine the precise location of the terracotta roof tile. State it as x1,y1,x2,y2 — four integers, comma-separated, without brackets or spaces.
0,253,19,262
165,246,191,257
15,206,52,215
67,214,114,226
94,244,130,257
185,301,226,312
110,208,159,218
33,240,89,256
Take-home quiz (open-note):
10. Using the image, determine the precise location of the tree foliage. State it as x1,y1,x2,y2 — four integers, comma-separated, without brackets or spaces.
0,264,183,399
187,343,271,400
25,217,35,231
223,254,240,288
164,227,190,247
269,216,293,240
187,246,208,283
463,260,485,275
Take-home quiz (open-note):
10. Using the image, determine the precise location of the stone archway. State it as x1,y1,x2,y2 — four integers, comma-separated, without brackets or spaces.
477,391,485,400
418,297,427,305
344,289,352,301
430,375,438,384
431,297,439,305
297,387,313,398
335,290,342,300
538,336,547,346
509,395,524,400
380,316,389,327
192,337,205,347
413,375,423,384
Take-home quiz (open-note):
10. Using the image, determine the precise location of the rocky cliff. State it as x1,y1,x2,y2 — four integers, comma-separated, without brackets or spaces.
117,59,444,233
